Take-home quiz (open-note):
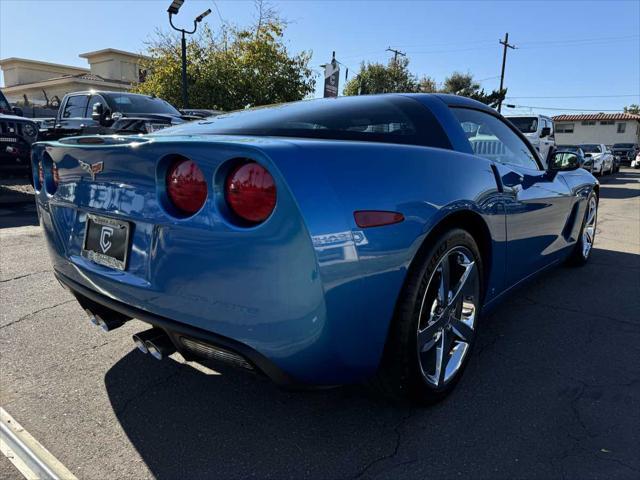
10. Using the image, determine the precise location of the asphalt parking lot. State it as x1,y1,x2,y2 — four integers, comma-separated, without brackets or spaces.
1,168,639,480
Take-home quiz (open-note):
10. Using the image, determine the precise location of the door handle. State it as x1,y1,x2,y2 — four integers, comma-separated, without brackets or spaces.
79,124,86,128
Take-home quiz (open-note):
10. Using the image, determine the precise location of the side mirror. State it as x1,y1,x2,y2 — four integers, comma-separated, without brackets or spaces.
549,151,581,172
540,126,551,138
91,103,105,124
12,106,23,116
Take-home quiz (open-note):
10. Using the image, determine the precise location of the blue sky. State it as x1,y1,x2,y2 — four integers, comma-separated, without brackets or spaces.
1,0,639,114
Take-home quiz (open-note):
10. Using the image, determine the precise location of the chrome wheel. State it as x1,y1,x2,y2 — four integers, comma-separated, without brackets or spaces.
582,196,597,259
416,246,480,388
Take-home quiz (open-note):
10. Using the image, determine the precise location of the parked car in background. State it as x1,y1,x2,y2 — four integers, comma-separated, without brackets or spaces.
556,145,591,172
180,108,223,119
0,88,24,116
1,90,39,175
612,143,639,165
608,146,622,173
34,93,599,404
39,91,193,141
632,151,640,169
580,143,613,176
505,114,555,167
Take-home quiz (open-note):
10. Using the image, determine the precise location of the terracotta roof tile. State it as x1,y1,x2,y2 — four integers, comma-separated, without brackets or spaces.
552,113,640,122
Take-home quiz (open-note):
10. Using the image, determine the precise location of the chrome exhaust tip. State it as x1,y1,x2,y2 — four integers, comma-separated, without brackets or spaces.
145,335,176,361
132,328,164,354
94,314,125,332
85,308,99,326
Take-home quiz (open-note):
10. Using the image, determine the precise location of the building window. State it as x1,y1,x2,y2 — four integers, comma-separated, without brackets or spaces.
556,123,574,133
581,120,596,126
600,120,614,125
617,123,626,133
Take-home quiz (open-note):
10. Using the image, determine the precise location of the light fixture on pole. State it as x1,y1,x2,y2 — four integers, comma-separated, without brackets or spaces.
167,1,211,108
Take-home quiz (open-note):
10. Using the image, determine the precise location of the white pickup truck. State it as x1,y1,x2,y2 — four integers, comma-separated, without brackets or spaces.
506,114,556,167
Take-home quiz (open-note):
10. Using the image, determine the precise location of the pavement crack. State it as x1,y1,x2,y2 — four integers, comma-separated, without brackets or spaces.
521,296,639,329
352,410,415,479
114,368,184,418
0,299,75,330
0,269,52,283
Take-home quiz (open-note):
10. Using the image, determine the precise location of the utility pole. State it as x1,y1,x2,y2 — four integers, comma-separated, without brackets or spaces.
386,47,406,64
497,32,516,113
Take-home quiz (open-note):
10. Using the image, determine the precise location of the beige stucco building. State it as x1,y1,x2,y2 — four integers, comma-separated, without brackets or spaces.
0,49,148,107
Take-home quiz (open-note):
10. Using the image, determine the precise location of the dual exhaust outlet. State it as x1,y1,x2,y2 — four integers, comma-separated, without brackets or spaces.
84,308,176,360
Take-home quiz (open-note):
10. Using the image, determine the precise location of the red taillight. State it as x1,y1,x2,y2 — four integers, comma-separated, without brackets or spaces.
38,161,44,187
52,162,60,186
225,162,276,224
166,159,207,215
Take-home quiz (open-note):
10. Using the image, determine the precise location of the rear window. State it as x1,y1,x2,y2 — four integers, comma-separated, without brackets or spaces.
105,94,180,115
156,96,451,149
613,143,634,148
506,116,539,133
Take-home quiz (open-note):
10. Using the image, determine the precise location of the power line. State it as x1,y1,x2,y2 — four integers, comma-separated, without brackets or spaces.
339,33,640,61
386,47,406,63
506,94,640,99
504,104,622,112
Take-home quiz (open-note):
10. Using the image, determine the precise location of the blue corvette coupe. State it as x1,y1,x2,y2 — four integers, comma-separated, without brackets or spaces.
33,94,598,403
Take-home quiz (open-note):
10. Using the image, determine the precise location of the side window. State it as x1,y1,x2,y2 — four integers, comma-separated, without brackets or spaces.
87,95,106,117
451,108,540,170
62,95,89,118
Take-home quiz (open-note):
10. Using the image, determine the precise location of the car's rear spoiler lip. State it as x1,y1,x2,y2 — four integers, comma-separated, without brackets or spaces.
54,269,297,387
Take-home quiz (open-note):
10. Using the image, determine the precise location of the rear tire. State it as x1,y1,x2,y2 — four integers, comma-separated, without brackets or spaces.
567,191,598,267
374,229,483,405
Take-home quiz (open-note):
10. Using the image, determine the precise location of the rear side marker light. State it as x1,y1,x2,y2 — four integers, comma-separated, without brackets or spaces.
38,161,44,187
354,210,404,228
52,162,60,186
166,158,207,215
225,162,276,224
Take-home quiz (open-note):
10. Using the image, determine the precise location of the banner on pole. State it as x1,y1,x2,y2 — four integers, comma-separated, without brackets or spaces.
323,60,340,98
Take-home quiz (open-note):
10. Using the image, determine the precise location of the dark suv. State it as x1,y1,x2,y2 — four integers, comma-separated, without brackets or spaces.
0,89,39,174
612,143,639,165
39,91,194,141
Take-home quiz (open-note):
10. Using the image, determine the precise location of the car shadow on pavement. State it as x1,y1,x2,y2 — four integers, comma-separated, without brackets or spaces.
104,246,640,480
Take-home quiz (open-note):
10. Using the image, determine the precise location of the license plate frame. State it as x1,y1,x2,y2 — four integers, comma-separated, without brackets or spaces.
81,214,131,271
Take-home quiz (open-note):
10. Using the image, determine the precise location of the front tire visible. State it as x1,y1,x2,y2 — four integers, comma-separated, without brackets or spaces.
567,192,598,266
375,229,483,405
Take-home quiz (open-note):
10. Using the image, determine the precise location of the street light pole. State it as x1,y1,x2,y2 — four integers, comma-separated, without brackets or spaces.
167,0,211,109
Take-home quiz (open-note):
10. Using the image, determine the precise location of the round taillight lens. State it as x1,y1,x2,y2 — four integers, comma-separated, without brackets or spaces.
166,159,207,215
225,162,276,224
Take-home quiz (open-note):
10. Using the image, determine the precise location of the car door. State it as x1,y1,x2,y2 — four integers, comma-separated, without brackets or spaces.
450,108,574,285
55,94,90,138
541,118,555,162
82,94,108,134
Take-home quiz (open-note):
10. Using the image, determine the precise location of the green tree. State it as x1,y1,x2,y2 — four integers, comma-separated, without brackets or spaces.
440,72,506,108
623,104,640,114
343,58,422,95
132,8,315,110
344,60,505,108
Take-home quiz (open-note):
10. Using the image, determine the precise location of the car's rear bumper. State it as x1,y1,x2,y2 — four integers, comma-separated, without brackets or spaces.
55,269,297,386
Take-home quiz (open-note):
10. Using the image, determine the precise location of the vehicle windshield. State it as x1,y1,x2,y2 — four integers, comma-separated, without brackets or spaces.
580,144,602,153
106,94,180,115
0,90,11,113
154,96,452,148
559,145,580,152
507,116,538,133
613,143,634,148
